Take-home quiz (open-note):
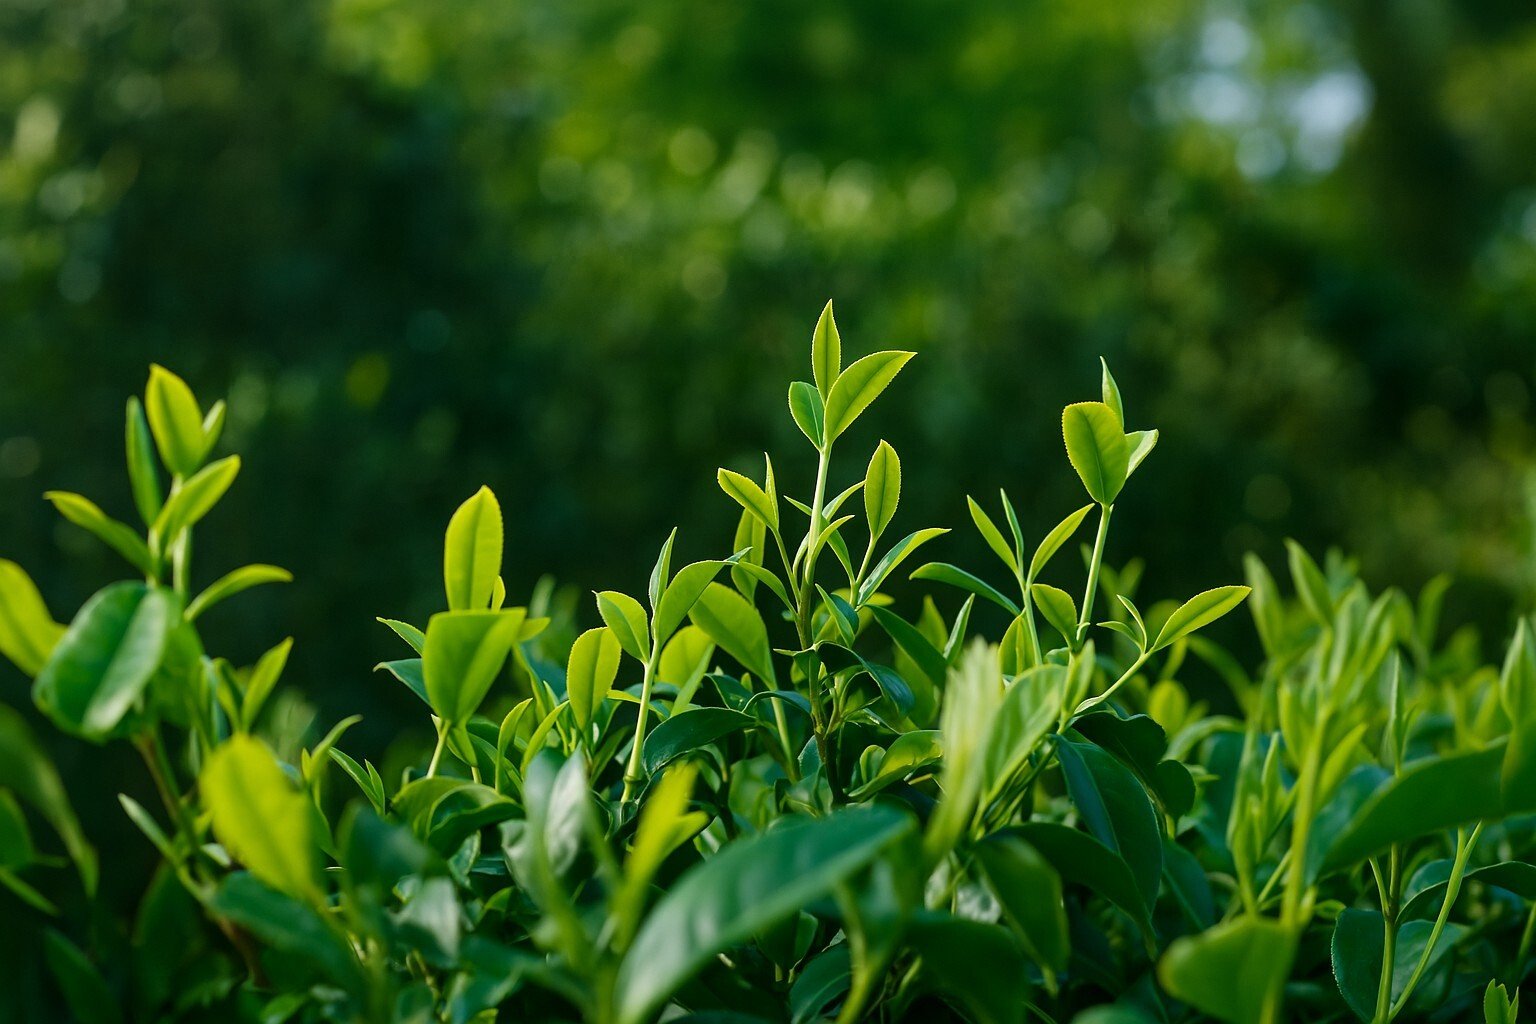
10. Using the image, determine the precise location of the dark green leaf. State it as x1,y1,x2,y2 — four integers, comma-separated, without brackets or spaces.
613,806,914,1024
33,582,176,742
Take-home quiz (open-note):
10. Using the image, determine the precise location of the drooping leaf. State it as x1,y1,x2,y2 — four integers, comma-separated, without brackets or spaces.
33,582,176,742
612,805,914,1024
0,705,95,892
444,486,503,612
44,492,154,576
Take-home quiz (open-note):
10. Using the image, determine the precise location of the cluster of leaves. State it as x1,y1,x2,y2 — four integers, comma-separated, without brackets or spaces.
1,308,1534,1024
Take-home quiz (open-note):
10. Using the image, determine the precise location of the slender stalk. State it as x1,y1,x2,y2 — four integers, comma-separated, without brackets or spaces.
426,719,448,777
620,649,662,805
794,445,842,802
1074,503,1112,646
1370,847,1400,1024
1389,824,1482,1018
1071,650,1149,719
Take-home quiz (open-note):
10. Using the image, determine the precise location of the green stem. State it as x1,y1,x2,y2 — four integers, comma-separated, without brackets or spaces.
794,445,841,803
621,650,661,805
1370,847,1400,1024
426,719,448,777
1020,570,1043,668
1071,650,1149,719
1389,824,1481,1019
1074,503,1112,646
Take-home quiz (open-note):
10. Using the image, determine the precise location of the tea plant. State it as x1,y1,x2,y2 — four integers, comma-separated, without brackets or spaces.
1,306,1534,1024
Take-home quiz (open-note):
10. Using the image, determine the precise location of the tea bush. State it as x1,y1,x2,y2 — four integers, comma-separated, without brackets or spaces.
2,305,1533,1024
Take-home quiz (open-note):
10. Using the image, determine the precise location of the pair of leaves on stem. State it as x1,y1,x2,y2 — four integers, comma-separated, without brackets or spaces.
791,301,914,451
1061,361,1157,506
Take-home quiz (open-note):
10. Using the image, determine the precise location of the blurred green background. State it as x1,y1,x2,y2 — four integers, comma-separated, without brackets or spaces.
3,0,1536,758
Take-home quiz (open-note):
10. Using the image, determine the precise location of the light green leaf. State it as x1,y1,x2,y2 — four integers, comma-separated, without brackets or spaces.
824,351,916,444
613,805,914,1024
1030,583,1078,648
377,617,425,654
45,492,155,576
1100,357,1124,423
422,609,525,724
1285,539,1333,625
1062,401,1129,505
567,626,621,733
654,560,727,645
596,590,651,661
241,637,293,729
444,486,503,611
687,582,775,685
856,527,949,605
144,365,205,478
152,455,241,541
201,734,318,901
865,440,901,542
1126,428,1158,476
1159,917,1296,1024
788,381,825,448
1152,586,1251,651
0,560,65,678
967,496,1018,575
124,397,162,525
186,564,292,621
911,562,1021,615
33,582,176,742
811,299,841,398
1029,503,1094,582
718,468,778,533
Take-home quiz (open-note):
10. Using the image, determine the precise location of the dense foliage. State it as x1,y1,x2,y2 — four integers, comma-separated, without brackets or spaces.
3,312,1536,1023
4,0,1535,760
